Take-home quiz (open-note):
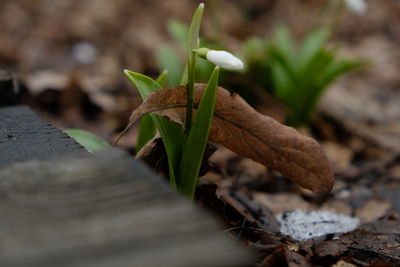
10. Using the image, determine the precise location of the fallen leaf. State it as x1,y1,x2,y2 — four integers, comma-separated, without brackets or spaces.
253,193,315,215
314,238,354,257
260,247,287,267
122,84,334,194
283,245,312,267
331,260,357,267
321,200,353,215
313,220,400,265
216,180,280,232
322,141,353,173
355,199,392,223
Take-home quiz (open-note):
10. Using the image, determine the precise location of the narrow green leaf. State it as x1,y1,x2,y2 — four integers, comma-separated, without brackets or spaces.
267,44,296,83
151,117,185,187
187,3,204,65
263,26,362,126
136,114,156,153
178,67,219,198
124,70,184,187
124,70,162,99
274,25,294,58
293,50,334,115
196,58,214,83
180,63,188,85
64,129,110,152
296,28,330,72
156,69,169,88
185,3,205,133
297,59,363,124
167,19,188,49
316,60,364,90
155,45,183,87
270,60,296,106
135,70,168,153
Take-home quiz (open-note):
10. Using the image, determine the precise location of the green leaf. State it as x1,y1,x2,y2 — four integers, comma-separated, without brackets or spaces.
267,41,296,83
135,70,168,153
124,70,162,99
274,25,294,58
156,69,169,88
124,70,184,187
167,19,188,49
185,3,205,133
316,59,364,90
293,50,334,115
260,25,362,126
187,3,204,65
270,60,296,107
301,59,363,124
136,114,156,153
64,129,110,152
296,28,330,72
155,44,183,87
177,67,219,198
180,63,188,85
195,58,214,83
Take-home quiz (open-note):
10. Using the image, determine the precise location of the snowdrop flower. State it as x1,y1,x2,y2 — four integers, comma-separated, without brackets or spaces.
194,48,244,70
344,0,367,15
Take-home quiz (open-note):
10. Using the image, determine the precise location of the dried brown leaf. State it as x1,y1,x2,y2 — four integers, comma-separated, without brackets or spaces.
124,84,334,194
283,245,312,267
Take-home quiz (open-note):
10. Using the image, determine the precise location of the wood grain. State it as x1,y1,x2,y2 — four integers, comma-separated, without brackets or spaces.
0,105,84,167
0,148,252,267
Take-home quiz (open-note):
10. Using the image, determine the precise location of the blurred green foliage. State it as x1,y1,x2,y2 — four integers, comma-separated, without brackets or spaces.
157,19,362,127
244,25,364,126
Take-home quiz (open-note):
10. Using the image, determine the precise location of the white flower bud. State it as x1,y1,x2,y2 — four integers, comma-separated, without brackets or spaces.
206,50,244,70
344,0,367,15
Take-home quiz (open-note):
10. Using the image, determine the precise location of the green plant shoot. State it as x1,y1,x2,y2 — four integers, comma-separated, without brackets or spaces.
177,67,219,197
120,3,243,199
124,70,184,187
155,18,215,88
245,25,363,127
185,3,204,133
135,70,168,153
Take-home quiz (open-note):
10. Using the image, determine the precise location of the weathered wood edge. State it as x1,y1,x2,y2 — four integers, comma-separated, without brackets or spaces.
0,105,85,167
0,147,253,267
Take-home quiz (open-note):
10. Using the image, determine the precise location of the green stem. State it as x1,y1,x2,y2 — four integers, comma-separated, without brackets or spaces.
185,52,196,134
184,3,204,135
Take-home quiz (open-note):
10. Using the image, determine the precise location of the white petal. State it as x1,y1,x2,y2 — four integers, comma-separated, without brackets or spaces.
206,50,244,70
344,0,367,15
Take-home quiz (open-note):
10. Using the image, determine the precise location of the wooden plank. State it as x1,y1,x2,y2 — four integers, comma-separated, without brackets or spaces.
0,105,252,266
0,147,252,267
0,105,84,166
